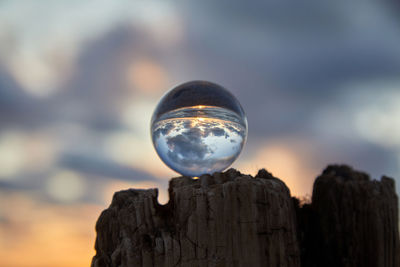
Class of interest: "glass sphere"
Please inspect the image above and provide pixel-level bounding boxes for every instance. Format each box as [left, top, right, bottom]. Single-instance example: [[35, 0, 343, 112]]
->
[[151, 81, 248, 177]]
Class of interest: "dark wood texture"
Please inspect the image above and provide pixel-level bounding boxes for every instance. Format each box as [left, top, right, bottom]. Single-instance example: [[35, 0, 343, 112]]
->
[[92, 165, 399, 267], [296, 165, 400, 267]]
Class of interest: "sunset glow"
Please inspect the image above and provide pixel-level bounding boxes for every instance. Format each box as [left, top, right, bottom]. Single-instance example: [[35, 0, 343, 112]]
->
[[1, 0, 399, 266]]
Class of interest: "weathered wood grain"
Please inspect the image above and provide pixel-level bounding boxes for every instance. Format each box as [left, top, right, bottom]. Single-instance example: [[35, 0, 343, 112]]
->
[[92, 165, 399, 267], [92, 169, 300, 267]]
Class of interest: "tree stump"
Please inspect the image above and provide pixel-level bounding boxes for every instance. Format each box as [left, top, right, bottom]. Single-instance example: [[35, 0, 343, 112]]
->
[[92, 169, 300, 266], [91, 165, 399, 267], [296, 165, 400, 267]]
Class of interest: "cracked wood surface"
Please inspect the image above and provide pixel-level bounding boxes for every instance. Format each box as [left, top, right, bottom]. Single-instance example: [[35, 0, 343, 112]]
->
[[92, 165, 399, 267], [92, 169, 300, 267]]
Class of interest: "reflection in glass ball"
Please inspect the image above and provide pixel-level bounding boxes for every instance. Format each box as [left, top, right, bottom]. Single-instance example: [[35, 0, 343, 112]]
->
[[151, 81, 248, 177]]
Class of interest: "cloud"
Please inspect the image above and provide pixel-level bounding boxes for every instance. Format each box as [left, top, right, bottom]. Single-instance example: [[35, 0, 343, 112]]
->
[[0, 1, 180, 96], [0, 2, 400, 266], [237, 138, 319, 197], [58, 153, 159, 182], [176, 0, 400, 139], [167, 128, 211, 161], [209, 127, 226, 137], [153, 117, 246, 176], [0, 191, 100, 267]]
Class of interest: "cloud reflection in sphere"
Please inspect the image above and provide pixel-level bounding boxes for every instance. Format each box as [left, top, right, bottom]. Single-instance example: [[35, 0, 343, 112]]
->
[[151, 81, 248, 177]]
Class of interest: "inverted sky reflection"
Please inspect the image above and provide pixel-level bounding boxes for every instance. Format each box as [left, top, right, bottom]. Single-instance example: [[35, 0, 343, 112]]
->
[[152, 106, 246, 176]]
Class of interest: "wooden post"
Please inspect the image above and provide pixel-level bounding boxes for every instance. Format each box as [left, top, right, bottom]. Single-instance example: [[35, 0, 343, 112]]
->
[[92, 169, 300, 266], [92, 165, 399, 267], [296, 165, 400, 267]]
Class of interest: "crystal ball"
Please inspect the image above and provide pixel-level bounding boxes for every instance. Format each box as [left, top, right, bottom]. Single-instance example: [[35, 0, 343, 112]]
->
[[151, 81, 248, 177]]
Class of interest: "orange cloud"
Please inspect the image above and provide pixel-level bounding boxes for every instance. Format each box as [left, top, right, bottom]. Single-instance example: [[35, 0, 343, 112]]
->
[[237, 138, 318, 197], [0, 192, 102, 267], [127, 59, 168, 95]]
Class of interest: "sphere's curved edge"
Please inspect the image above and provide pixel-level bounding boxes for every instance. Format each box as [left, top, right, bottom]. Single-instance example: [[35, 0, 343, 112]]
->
[[150, 80, 248, 177], [151, 80, 247, 123]]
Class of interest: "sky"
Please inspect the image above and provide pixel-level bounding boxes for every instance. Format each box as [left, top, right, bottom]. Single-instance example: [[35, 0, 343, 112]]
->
[[1, 0, 400, 266]]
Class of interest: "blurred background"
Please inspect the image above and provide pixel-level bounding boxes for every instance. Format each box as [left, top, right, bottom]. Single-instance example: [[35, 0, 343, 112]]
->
[[1, 0, 400, 266]]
